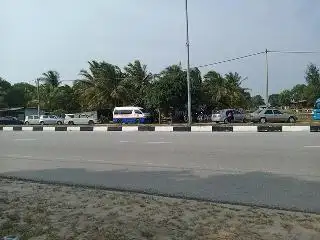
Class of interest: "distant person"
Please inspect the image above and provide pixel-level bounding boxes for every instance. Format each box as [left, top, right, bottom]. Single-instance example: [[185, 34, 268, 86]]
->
[[226, 110, 234, 123]]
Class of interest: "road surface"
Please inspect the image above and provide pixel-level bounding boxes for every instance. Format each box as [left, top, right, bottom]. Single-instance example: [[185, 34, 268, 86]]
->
[[1, 131, 320, 212]]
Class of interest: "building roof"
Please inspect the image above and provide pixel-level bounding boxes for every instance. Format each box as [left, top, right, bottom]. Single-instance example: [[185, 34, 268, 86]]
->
[[0, 107, 24, 112]]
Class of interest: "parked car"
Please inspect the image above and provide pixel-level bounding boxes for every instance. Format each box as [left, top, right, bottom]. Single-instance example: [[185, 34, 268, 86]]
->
[[0, 116, 23, 125], [64, 114, 97, 125], [211, 109, 247, 123], [39, 115, 64, 125], [250, 109, 297, 123], [24, 115, 40, 125]]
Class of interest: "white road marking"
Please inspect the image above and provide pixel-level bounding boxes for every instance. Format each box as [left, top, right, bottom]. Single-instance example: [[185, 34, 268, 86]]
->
[[120, 140, 130, 143], [146, 141, 172, 144], [304, 146, 320, 148], [14, 138, 37, 141]]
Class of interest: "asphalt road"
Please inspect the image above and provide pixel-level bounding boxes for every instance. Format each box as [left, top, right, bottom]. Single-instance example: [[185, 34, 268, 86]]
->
[[1, 131, 320, 212]]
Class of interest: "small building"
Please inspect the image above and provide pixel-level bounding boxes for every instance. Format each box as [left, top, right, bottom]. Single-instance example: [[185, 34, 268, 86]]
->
[[0, 107, 45, 121]]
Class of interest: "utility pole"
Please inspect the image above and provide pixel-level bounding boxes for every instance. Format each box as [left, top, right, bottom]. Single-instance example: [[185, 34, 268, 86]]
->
[[265, 49, 269, 106], [185, 0, 192, 125], [36, 78, 40, 117]]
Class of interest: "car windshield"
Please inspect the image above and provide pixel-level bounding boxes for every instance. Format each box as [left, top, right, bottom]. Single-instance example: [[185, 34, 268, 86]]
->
[[1, 2, 318, 239]]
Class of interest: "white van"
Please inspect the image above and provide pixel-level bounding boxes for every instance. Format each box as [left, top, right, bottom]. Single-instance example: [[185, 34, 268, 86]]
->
[[64, 114, 96, 125], [113, 107, 151, 124]]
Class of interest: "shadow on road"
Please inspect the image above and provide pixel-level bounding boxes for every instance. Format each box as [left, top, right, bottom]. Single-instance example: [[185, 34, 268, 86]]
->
[[2, 168, 320, 213]]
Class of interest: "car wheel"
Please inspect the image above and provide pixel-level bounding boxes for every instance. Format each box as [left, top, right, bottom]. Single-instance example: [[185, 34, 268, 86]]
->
[[57, 121, 62, 125], [215, 121, 220, 124], [25, 121, 29, 125], [260, 118, 266, 124], [288, 117, 296, 123], [88, 120, 94, 125], [224, 118, 230, 124], [40, 121, 44, 125], [68, 121, 74, 125], [242, 118, 247, 123]]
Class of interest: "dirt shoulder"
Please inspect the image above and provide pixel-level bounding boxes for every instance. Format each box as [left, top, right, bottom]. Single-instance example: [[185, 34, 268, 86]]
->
[[1, 179, 320, 240]]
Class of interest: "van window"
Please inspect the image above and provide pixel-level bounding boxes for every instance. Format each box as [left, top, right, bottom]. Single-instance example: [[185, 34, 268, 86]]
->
[[34, 116, 39, 119], [114, 110, 119, 115], [119, 110, 133, 114], [134, 110, 143, 114]]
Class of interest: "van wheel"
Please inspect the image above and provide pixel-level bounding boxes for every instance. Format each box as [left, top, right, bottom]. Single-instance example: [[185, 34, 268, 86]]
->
[[135, 118, 140, 124], [88, 120, 94, 125], [25, 121, 29, 125], [68, 121, 74, 125]]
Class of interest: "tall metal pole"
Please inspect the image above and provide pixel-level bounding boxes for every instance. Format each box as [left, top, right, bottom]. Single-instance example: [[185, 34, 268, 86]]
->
[[265, 49, 269, 105], [36, 78, 40, 117], [185, 0, 192, 125]]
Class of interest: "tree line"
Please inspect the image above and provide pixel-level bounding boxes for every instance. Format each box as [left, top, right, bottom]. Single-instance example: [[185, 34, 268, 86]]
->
[[0, 60, 319, 119], [268, 63, 320, 107]]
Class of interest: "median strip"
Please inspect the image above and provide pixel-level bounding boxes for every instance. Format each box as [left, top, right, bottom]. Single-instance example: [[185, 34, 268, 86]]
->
[[0, 125, 319, 132]]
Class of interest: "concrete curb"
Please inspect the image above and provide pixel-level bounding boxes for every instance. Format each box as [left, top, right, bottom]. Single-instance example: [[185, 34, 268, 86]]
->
[[0, 125, 318, 132]]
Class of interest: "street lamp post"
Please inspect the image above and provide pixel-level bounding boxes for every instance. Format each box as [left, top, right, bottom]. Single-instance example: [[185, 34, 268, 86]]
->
[[185, 0, 192, 125], [265, 49, 269, 105], [36, 78, 40, 117]]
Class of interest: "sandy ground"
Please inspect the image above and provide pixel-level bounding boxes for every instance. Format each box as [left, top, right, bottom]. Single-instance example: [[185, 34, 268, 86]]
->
[[1, 179, 320, 240]]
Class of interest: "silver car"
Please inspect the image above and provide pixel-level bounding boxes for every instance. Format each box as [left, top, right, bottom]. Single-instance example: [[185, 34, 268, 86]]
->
[[211, 109, 247, 123], [39, 115, 64, 125], [250, 109, 297, 123], [64, 114, 97, 125]]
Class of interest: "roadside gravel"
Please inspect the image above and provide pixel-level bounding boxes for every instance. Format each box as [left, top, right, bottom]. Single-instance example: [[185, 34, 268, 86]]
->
[[1, 179, 320, 240]]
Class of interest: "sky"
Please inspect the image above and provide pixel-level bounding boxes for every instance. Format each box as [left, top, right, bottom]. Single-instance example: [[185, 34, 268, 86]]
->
[[1, 0, 319, 97]]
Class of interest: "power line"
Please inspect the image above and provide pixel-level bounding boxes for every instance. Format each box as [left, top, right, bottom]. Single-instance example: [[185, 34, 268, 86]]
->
[[269, 50, 320, 54], [196, 51, 265, 68]]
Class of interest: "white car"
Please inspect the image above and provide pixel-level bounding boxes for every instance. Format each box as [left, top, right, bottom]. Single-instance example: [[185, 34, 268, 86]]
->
[[24, 115, 40, 125], [39, 115, 64, 125], [64, 114, 97, 125]]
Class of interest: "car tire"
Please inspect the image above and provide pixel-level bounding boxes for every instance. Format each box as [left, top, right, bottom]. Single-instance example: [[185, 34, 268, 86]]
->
[[25, 121, 29, 125], [40, 121, 44, 125], [224, 118, 230, 124], [215, 121, 220, 124], [88, 120, 94, 125], [57, 121, 62, 125], [288, 117, 296, 123], [260, 118, 266, 124], [68, 121, 74, 125]]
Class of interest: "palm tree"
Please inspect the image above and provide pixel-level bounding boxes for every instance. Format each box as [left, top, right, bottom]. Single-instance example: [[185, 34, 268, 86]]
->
[[76, 60, 125, 110], [224, 72, 250, 107], [203, 71, 228, 108], [41, 70, 60, 87], [123, 60, 152, 106]]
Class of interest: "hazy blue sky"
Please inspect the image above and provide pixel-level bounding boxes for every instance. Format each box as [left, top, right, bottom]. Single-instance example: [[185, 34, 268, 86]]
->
[[1, 0, 319, 96]]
